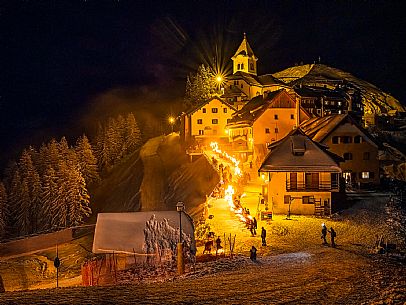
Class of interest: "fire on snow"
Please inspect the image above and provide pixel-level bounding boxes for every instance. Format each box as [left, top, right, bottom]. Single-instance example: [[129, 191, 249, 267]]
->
[[210, 142, 252, 225]]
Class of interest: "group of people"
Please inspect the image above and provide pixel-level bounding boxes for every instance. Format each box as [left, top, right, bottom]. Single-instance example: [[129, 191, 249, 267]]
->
[[321, 223, 337, 248]]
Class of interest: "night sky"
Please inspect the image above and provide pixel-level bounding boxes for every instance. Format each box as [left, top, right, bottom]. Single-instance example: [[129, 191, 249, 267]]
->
[[2, 0, 406, 168]]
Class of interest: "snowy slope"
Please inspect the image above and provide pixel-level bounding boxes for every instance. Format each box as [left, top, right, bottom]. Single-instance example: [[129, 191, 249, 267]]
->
[[272, 64, 405, 114]]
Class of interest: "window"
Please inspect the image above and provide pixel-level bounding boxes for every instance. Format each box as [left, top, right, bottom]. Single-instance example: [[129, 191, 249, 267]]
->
[[241, 63, 244, 69], [361, 172, 370, 179], [305, 173, 319, 189], [343, 152, 353, 160], [197, 119, 203, 124], [332, 136, 339, 144], [363, 152, 370, 160], [290, 173, 297, 190], [274, 114, 279, 120], [237, 64, 241, 70], [291, 114, 294, 119], [265, 128, 270, 134], [223, 108, 227, 113], [331, 173, 338, 187], [212, 119, 218, 124], [212, 108, 218, 113], [199, 130, 204, 135], [250, 63, 254, 70], [302, 196, 314, 204], [354, 135, 362, 143], [202, 108, 206, 113], [275, 128, 279, 134], [338, 101, 342, 106], [341, 136, 352, 144]]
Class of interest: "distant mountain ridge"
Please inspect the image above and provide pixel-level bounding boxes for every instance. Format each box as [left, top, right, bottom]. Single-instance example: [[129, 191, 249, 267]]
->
[[272, 64, 405, 114]]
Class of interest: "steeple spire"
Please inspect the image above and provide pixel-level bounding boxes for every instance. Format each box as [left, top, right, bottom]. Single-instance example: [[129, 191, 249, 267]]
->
[[231, 33, 258, 75]]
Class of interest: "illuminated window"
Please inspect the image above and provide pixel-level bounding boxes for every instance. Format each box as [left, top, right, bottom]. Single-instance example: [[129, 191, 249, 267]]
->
[[302, 196, 314, 204], [212, 119, 218, 124], [197, 119, 202, 124], [332, 136, 339, 144], [199, 130, 204, 135], [274, 114, 278, 120], [338, 101, 342, 106], [291, 114, 294, 119], [363, 152, 370, 160], [223, 108, 227, 113], [361, 172, 370, 179], [265, 128, 270, 134], [343, 152, 353, 160], [202, 108, 206, 113], [212, 108, 218, 113]]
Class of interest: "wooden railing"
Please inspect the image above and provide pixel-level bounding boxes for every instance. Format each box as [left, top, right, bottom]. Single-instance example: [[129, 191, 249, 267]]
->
[[286, 180, 339, 191]]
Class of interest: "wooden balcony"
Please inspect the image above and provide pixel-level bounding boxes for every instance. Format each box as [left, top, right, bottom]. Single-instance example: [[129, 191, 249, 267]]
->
[[286, 180, 339, 192]]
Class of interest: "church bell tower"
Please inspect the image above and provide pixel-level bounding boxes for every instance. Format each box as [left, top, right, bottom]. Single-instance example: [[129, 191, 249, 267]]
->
[[231, 33, 258, 75]]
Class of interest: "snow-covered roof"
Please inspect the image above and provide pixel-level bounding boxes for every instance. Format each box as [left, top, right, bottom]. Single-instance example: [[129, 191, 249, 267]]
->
[[232, 34, 257, 59], [259, 129, 342, 173], [92, 212, 195, 255]]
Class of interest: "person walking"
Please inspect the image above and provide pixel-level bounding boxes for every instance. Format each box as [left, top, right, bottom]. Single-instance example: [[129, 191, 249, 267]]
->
[[250, 245, 257, 261], [261, 227, 267, 246], [329, 227, 336, 248], [253, 217, 257, 230], [321, 223, 328, 245]]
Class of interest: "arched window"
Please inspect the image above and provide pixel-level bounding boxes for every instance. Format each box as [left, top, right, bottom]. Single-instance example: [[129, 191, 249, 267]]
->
[[241, 63, 244, 69]]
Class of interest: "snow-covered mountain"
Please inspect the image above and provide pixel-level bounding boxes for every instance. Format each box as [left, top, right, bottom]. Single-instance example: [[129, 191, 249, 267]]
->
[[272, 64, 405, 114]]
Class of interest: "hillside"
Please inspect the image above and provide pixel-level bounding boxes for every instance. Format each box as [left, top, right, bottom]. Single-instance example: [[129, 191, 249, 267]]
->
[[272, 64, 405, 114], [90, 133, 218, 219]]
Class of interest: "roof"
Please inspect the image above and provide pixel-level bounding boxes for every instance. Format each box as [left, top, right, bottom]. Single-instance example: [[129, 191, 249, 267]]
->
[[229, 71, 286, 87], [295, 85, 347, 100], [299, 114, 379, 147], [232, 33, 256, 59], [227, 89, 292, 126], [259, 129, 342, 173], [186, 96, 237, 115], [93, 212, 195, 254]]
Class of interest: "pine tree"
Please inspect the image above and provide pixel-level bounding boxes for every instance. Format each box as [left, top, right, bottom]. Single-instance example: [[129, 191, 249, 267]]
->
[[7, 169, 22, 236], [0, 182, 8, 239], [40, 166, 58, 231], [75, 134, 100, 185], [125, 113, 142, 153], [18, 149, 42, 233], [184, 64, 217, 109], [67, 166, 91, 226], [95, 123, 110, 171], [15, 179, 31, 236]]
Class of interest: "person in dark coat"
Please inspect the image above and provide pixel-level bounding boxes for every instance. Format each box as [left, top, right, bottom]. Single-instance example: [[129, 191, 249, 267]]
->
[[321, 223, 328, 245], [250, 245, 257, 261], [253, 217, 257, 230], [329, 227, 336, 248], [261, 227, 267, 246]]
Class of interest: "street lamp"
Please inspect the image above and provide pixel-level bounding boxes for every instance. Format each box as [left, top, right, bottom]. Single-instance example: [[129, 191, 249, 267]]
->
[[176, 201, 185, 275], [169, 117, 175, 133]]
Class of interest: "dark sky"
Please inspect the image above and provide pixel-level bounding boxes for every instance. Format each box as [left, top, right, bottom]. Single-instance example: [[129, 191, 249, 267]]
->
[[1, 0, 406, 166]]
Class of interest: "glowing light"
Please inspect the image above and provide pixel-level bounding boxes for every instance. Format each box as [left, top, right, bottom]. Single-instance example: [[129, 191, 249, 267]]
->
[[169, 117, 175, 124], [216, 75, 223, 83]]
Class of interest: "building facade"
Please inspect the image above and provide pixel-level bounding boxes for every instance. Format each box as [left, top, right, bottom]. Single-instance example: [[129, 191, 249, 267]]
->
[[182, 97, 237, 145], [300, 114, 380, 187], [259, 129, 344, 216]]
